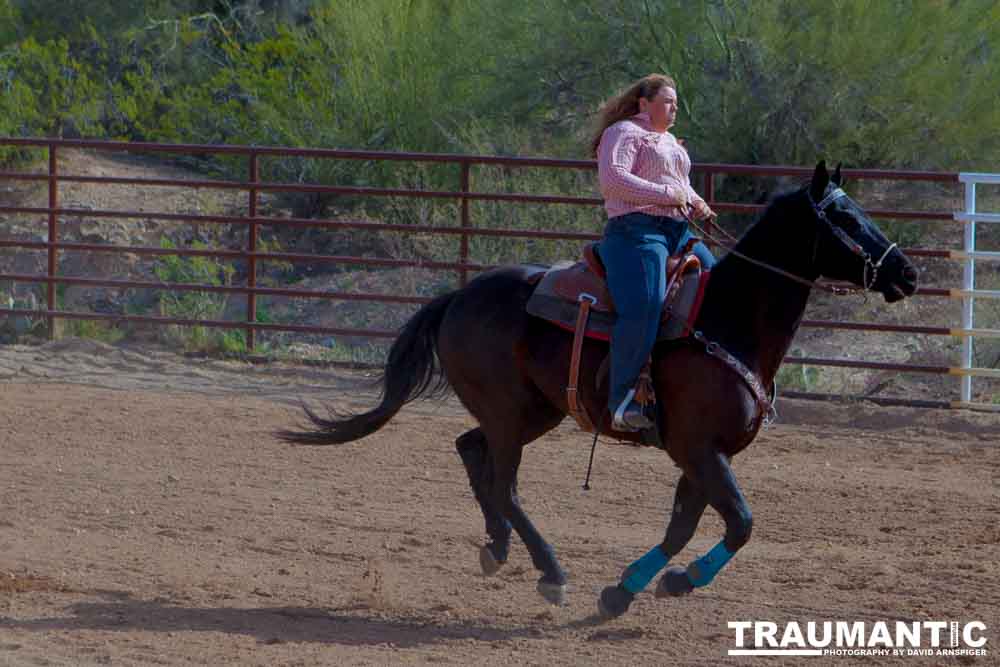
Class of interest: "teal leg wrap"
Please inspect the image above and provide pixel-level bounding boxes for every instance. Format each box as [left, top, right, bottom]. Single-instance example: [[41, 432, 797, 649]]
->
[[687, 540, 734, 587], [621, 545, 669, 593]]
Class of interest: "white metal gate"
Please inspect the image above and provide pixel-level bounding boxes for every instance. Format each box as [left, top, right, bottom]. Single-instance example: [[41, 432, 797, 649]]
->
[[955, 173, 1000, 405]]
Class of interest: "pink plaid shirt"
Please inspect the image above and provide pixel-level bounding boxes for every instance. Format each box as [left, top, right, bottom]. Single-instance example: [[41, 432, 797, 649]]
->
[[597, 112, 704, 219]]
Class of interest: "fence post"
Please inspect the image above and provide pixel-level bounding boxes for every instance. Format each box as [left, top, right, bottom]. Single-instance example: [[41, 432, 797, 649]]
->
[[459, 161, 471, 287], [47, 143, 58, 339], [960, 178, 976, 403], [702, 169, 716, 238], [247, 150, 259, 352]]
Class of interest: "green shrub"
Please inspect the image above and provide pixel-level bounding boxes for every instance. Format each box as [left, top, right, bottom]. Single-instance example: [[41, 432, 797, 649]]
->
[[64, 318, 126, 344], [0, 36, 102, 137], [775, 356, 821, 392], [153, 237, 239, 352]]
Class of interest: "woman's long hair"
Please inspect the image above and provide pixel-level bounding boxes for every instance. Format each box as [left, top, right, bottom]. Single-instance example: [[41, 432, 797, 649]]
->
[[589, 74, 676, 157]]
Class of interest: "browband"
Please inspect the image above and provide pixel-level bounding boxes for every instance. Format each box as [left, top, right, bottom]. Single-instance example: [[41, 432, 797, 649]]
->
[[814, 187, 847, 211]]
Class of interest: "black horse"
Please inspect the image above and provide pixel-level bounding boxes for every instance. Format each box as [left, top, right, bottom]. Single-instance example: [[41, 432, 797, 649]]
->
[[281, 162, 918, 619]]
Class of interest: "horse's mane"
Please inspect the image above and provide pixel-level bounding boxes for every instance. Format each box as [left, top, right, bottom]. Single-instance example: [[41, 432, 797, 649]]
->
[[708, 186, 805, 275]]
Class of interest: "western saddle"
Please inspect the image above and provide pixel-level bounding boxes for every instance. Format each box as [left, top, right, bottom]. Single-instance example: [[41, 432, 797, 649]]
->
[[525, 240, 708, 433]]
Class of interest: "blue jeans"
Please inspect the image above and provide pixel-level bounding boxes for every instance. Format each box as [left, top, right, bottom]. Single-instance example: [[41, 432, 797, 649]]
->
[[599, 213, 715, 413]]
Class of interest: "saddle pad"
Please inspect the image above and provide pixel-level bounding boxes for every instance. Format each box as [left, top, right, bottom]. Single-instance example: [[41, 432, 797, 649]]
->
[[526, 268, 710, 342]]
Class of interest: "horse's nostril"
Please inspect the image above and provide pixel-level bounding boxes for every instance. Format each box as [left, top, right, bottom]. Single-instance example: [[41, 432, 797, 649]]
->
[[902, 265, 918, 284]]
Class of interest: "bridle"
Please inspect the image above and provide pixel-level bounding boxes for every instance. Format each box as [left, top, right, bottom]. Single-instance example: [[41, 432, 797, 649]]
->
[[808, 187, 898, 292], [687, 186, 899, 296]]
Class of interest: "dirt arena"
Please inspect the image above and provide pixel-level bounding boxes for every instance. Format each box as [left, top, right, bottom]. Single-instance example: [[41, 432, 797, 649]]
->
[[0, 340, 997, 666]]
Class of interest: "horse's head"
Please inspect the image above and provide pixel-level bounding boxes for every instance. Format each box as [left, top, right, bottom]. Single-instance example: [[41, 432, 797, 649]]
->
[[806, 161, 918, 302]]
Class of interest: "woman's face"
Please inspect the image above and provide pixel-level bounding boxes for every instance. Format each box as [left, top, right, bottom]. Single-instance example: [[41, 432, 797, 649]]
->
[[639, 86, 678, 131]]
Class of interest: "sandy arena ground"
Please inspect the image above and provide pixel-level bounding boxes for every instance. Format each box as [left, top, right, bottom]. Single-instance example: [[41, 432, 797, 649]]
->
[[0, 340, 997, 666]]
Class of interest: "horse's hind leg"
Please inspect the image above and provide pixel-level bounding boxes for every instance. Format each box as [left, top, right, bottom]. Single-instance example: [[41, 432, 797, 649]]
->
[[655, 448, 752, 597], [598, 474, 708, 619], [456, 427, 512, 575], [484, 437, 569, 605]]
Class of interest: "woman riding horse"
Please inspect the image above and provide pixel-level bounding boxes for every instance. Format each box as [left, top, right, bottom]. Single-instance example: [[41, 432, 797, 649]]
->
[[282, 155, 918, 619], [593, 74, 716, 431]]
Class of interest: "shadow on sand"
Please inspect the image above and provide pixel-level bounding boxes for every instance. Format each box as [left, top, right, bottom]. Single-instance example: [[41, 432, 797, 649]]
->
[[0, 590, 613, 647]]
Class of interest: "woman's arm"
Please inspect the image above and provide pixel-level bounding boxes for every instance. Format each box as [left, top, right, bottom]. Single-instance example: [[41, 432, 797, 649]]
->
[[680, 153, 714, 219]]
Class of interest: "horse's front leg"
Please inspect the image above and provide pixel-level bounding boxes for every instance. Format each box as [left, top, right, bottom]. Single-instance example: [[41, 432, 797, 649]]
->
[[598, 474, 708, 619], [656, 448, 752, 597]]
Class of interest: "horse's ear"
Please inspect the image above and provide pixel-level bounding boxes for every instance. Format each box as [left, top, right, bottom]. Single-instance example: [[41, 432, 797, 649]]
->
[[810, 160, 829, 201], [832, 162, 843, 186]]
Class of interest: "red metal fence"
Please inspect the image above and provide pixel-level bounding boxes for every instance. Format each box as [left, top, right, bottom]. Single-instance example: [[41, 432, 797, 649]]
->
[[0, 137, 992, 410]]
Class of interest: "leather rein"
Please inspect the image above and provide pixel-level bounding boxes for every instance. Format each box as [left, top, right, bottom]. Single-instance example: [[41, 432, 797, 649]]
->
[[687, 188, 898, 296]]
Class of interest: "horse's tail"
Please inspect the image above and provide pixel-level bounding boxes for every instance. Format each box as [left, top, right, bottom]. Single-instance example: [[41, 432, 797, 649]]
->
[[278, 291, 456, 445]]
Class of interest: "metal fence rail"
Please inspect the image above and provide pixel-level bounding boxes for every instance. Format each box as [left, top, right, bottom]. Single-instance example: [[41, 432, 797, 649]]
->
[[0, 137, 997, 410]]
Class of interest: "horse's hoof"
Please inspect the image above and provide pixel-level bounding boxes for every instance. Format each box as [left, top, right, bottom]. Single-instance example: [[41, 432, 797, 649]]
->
[[536, 580, 567, 606], [597, 584, 634, 620], [479, 544, 505, 576], [655, 565, 694, 597]]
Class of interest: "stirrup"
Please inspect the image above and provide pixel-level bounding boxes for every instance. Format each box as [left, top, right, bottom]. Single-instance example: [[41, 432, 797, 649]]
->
[[612, 389, 653, 431]]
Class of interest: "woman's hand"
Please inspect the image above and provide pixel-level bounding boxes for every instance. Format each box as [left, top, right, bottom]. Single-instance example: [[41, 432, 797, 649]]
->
[[666, 183, 690, 210], [690, 199, 717, 221]]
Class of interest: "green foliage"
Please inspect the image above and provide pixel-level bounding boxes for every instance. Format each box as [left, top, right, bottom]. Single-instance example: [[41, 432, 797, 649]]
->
[[463, 0, 1000, 170], [0, 36, 102, 138], [762, 0, 1000, 169], [152, 237, 240, 352], [64, 318, 127, 344], [776, 360, 821, 393], [218, 328, 247, 355], [4, 0, 998, 172], [0, 0, 18, 47], [17, 1, 150, 44]]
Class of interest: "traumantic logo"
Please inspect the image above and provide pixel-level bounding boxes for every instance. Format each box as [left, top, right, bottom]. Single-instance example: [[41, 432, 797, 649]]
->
[[728, 621, 989, 657]]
